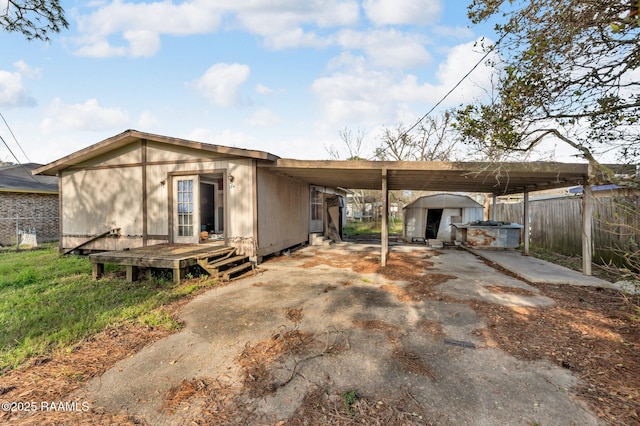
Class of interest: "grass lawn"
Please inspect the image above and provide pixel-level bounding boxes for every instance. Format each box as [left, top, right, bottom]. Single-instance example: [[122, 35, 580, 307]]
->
[[344, 218, 403, 236], [0, 244, 217, 372]]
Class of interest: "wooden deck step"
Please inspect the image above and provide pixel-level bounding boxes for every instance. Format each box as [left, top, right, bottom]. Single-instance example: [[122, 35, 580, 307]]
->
[[197, 250, 253, 281], [221, 261, 254, 281], [206, 255, 248, 272]]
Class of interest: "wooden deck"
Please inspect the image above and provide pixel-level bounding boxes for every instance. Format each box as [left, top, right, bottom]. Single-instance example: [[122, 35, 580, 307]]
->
[[89, 243, 245, 283]]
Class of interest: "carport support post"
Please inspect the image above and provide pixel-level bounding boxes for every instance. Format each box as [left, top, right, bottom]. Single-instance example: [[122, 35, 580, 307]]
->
[[523, 191, 530, 255], [582, 183, 593, 276], [381, 169, 388, 267], [491, 195, 497, 221]]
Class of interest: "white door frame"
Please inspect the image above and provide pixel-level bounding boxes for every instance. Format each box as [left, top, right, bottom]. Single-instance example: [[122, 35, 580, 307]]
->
[[172, 175, 200, 244]]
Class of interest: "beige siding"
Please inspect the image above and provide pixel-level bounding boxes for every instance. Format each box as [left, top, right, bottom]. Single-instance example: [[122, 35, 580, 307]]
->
[[256, 168, 309, 256], [62, 167, 144, 237], [75, 142, 141, 168], [144, 158, 255, 246], [147, 141, 213, 162]]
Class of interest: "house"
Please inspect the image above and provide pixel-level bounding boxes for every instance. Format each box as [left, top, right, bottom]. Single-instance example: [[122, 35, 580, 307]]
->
[[33, 130, 344, 259], [403, 194, 484, 242], [0, 163, 59, 246]]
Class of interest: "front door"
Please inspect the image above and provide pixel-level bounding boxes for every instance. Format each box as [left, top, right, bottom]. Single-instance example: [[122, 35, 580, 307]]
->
[[173, 175, 200, 244]]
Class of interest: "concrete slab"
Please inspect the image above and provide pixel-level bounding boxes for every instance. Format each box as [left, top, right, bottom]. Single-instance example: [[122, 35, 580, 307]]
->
[[467, 248, 615, 288], [71, 244, 600, 425]]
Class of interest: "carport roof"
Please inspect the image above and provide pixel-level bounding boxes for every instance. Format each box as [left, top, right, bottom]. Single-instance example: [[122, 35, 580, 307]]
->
[[262, 159, 591, 195]]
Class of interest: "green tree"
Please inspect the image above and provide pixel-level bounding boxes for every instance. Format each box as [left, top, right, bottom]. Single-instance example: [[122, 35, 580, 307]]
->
[[1, 0, 68, 41], [456, 0, 640, 176]]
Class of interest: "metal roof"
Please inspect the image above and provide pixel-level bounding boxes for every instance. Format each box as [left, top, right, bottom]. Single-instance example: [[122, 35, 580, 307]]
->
[[0, 163, 58, 193], [404, 194, 484, 209]]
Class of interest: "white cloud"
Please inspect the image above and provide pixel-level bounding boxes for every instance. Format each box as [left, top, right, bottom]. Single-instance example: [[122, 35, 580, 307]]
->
[[229, 0, 359, 49], [72, 1, 363, 56], [311, 40, 497, 130], [256, 84, 275, 95], [194, 63, 250, 107], [363, 0, 443, 26], [74, 1, 223, 57], [246, 109, 280, 126], [13, 60, 42, 79], [124, 30, 162, 58], [337, 29, 431, 68], [40, 98, 129, 133], [0, 70, 36, 108], [429, 39, 497, 104], [137, 111, 159, 129]]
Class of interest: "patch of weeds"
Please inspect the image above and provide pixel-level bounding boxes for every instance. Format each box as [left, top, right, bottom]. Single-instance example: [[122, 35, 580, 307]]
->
[[343, 390, 358, 416]]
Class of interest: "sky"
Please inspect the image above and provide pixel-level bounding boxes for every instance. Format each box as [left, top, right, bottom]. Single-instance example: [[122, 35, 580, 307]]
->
[[0, 0, 582, 165]]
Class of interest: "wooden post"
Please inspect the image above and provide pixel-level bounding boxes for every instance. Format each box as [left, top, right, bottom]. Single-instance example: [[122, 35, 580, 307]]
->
[[491, 195, 497, 221], [173, 267, 183, 284], [523, 191, 530, 255], [92, 262, 104, 280], [582, 183, 593, 276], [126, 265, 139, 282], [381, 169, 388, 267]]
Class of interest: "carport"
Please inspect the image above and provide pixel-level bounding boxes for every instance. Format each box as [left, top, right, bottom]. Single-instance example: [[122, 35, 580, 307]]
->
[[262, 160, 600, 274]]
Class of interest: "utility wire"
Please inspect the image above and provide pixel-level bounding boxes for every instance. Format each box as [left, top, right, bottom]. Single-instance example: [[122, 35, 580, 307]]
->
[[0, 112, 31, 162], [0, 113, 39, 182], [0, 134, 22, 165], [399, 30, 511, 140]]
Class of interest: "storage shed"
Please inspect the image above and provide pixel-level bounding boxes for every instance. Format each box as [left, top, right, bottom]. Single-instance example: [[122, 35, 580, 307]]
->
[[403, 194, 484, 242]]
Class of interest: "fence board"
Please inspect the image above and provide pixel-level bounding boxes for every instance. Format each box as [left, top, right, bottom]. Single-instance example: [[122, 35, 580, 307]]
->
[[492, 193, 640, 267]]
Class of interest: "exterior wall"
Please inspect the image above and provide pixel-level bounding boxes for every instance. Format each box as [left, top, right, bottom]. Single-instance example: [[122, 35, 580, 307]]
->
[[0, 192, 59, 246], [403, 208, 425, 241], [256, 168, 310, 257], [61, 166, 144, 251], [59, 139, 257, 254]]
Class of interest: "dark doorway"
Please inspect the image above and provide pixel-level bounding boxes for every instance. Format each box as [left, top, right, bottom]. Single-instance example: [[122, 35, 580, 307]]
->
[[200, 182, 215, 232], [425, 209, 443, 239]]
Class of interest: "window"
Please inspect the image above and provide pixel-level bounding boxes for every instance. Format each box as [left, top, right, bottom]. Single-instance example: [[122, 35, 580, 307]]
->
[[177, 179, 194, 237]]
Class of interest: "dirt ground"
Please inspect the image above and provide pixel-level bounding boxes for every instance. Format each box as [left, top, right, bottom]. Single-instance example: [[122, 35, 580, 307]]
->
[[1, 243, 638, 425]]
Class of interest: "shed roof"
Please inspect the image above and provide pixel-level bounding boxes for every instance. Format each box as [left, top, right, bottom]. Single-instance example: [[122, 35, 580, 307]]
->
[[0, 163, 58, 193], [33, 129, 281, 176], [404, 194, 483, 209]]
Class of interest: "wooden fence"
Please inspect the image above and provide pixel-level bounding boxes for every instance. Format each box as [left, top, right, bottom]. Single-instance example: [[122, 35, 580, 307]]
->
[[492, 192, 640, 266]]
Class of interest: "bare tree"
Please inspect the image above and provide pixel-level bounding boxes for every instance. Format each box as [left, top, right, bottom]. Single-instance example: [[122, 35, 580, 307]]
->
[[325, 127, 366, 160], [374, 111, 458, 161]]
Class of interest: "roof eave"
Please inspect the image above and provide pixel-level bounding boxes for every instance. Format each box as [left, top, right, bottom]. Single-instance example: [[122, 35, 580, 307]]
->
[[33, 129, 280, 176]]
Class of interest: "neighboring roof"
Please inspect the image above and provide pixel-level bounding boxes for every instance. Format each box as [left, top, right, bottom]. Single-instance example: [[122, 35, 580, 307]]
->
[[0, 163, 58, 193], [404, 194, 483, 209], [262, 159, 594, 195], [33, 129, 281, 176]]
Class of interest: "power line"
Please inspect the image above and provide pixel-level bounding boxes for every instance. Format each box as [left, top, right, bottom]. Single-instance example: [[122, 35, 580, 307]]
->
[[400, 31, 510, 140], [0, 112, 40, 182], [0, 112, 31, 162]]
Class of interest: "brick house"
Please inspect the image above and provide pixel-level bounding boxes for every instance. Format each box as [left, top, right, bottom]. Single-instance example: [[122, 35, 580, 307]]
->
[[0, 163, 59, 246]]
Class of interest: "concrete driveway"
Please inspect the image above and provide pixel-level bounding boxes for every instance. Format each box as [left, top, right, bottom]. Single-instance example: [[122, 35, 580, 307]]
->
[[73, 243, 600, 425]]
